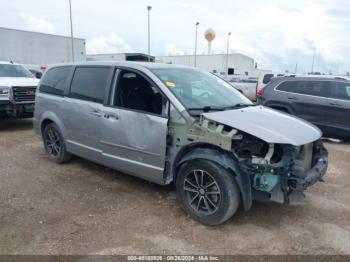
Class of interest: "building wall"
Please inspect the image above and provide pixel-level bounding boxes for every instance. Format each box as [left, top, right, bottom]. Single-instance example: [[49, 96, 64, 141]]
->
[[157, 54, 258, 77], [86, 53, 126, 61], [0, 27, 86, 65]]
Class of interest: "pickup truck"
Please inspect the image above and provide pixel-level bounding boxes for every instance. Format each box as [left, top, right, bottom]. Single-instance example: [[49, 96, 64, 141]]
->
[[0, 61, 39, 119]]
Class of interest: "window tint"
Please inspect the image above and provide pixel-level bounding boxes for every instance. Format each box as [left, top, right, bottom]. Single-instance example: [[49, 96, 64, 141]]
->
[[300, 81, 330, 97], [263, 74, 274, 84], [332, 82, 350, 100], [277, 80, 331, 98], [39, 66, 70, 96], [276, 81, 297, 92], [114, 70, 164, 115], [69, 67, 110, 103]]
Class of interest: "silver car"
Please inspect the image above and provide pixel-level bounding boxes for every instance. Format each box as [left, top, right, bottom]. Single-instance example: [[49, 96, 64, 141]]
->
[[34, 62, 328, 225]]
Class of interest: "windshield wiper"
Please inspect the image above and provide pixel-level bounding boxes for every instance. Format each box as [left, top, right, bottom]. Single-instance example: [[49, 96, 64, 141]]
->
[[188, 103, 253, 113], [187, 106, 226, 112], [222, 103, 254, 110]]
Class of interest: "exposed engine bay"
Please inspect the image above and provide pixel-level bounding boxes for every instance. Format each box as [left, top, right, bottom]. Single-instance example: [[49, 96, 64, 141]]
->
[[233, 132, 328, 204], [179, 115, 328, 205]]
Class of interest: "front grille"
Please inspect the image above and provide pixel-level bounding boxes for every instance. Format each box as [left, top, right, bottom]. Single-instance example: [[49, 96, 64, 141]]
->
[[11, 86, 37, 102]]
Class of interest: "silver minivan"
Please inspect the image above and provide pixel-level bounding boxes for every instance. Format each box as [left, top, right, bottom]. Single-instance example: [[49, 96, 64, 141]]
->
[[34, 62, 328, 225]]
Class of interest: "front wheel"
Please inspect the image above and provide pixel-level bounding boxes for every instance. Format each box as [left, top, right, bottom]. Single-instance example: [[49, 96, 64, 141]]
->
[[43, 123, 72, 164], [176, 159, 241, 225]]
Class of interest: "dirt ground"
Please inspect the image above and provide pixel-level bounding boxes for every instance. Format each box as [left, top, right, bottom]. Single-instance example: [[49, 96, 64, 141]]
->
[[0, 119, 350, 255]]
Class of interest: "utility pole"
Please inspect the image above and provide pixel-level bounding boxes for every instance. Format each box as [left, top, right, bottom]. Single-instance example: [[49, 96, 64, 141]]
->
[[69, 0, 75, 62], [311, 47, 316, 74], [194, 22, 199, 67], [226, 32, 231, 78], [147, 6, 152, 62], [294, 63, 298, 74]]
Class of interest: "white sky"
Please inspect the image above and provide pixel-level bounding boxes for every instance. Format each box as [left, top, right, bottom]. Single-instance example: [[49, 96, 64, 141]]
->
[[2, 0, 350, 74]]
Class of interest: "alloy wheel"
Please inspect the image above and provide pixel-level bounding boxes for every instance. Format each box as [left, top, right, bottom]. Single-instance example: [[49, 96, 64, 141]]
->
[[44, 128, 61, 157], [183, 169, 221, 215]]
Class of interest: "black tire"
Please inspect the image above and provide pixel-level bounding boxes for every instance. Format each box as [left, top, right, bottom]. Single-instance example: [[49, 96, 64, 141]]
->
[[176, 159, 240, 225], [43, 123, 72, 164]]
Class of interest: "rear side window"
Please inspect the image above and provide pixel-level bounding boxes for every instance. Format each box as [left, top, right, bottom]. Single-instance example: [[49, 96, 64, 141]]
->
[[263, 74, 274, 84], [276, 81, 297, 92], [332, 82, 350, 101], [276, 80, 331, 98], [69, 67, 110, 103], [39, 66, 70, 96]]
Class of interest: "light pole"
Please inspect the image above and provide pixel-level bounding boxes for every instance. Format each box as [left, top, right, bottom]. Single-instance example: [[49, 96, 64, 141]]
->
[[147, 6, 152, 62], [311, 47, 316, 73], [194, 22, 199, 67], [226, 32, 231, 78], [69, 0, 74, 62]]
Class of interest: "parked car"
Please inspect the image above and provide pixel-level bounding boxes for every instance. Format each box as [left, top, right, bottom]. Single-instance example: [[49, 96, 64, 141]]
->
[[257, 72, 284, 91], [258, 76, 350, 141], [0, 61, 39, 119], [229, 77, 259, 101], [34, 62, 328, 225]]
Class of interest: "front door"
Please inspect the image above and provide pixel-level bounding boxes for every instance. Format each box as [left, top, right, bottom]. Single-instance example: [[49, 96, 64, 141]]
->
[[100, 69, 168, 184]]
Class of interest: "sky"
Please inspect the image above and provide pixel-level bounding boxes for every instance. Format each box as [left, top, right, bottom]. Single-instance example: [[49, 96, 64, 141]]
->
[[1, 0, 350, 74]]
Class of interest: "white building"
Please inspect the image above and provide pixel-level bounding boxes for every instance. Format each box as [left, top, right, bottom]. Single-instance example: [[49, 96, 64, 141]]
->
[[87, 53, 155, 62], [0, 27, 86, 66], [157, 53, 262, 77]]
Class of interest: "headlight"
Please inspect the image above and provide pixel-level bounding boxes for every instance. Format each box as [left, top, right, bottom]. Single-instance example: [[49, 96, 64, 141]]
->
[[0, 86, 9, 95]]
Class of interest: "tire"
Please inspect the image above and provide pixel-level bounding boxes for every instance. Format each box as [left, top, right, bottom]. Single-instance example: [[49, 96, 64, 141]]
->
[[176, 159, 241, 225], [43, 123, 72, 164]]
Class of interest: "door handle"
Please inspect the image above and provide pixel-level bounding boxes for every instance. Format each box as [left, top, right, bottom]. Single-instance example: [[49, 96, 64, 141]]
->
[[103, 113, 119, 120], [287, 96, 298, 100], [90, 110, 102, 117], [329, 102, 341, 106]]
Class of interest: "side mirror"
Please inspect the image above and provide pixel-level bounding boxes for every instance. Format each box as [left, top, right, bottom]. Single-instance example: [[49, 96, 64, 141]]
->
[[35, 72, 42, 79]]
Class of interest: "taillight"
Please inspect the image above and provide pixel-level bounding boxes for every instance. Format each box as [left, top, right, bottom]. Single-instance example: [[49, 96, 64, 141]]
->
[[257, 89, 264, 96]]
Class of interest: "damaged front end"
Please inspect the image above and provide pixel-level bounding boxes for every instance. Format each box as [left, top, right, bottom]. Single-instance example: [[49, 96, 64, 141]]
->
[[232, 134, 328, 204]]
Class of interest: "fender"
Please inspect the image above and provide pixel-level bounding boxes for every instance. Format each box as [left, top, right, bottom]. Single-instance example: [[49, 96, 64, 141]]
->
[[177, 148, 252, 211], [37, 111, 67, 139]]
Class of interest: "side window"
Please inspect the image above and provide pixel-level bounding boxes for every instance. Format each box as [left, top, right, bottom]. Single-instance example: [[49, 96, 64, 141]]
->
[[39, 66, 70, 96], [114, 70, 164, 115], [263, 74, 274, 84], [301, 81, 330, 97], [332, 82, 350, 100], [276, 81, 298, 92], [69, 67, 110, 103]]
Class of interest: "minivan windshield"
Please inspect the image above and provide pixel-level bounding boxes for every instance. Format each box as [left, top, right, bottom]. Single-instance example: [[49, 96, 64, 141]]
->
[[0, 64, 34, 78], [151, 68, 252, 110]]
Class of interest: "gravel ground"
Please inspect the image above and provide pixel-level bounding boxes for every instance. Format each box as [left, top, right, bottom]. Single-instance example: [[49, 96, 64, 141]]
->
[[1, 119, 350, 255]]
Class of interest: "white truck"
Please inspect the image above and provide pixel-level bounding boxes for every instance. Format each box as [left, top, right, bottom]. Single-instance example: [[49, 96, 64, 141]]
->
[[0, 61, 39, 119]]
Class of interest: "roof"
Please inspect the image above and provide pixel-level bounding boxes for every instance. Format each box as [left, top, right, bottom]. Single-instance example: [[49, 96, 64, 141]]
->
[[274, 75, 350, 82], [0, 26, 85, 41], [0, 61, 19, 65], [49, 61, 197, 70]]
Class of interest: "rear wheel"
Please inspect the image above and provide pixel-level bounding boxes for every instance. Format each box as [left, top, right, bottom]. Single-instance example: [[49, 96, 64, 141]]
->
[[43, 123, 72, 163], [176, 159, 240, 225]]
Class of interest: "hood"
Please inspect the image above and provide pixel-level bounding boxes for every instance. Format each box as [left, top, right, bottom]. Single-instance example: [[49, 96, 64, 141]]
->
[[0, 77, 39, 87], [202, 106, 321, 146]]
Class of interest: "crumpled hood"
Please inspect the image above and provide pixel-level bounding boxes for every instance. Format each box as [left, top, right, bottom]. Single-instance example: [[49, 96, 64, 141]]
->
[[202, 106, 322, 146], [0, 77, 39, 87]]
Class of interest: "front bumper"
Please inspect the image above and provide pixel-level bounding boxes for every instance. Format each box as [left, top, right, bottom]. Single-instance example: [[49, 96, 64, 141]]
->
[[252, 140, 329, 205], [291, 140, 328, 190], [301, 141, 328, 188]]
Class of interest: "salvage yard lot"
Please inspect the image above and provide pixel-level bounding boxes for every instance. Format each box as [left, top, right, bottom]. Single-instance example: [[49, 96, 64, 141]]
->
[[1, 119, 350, 255]]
